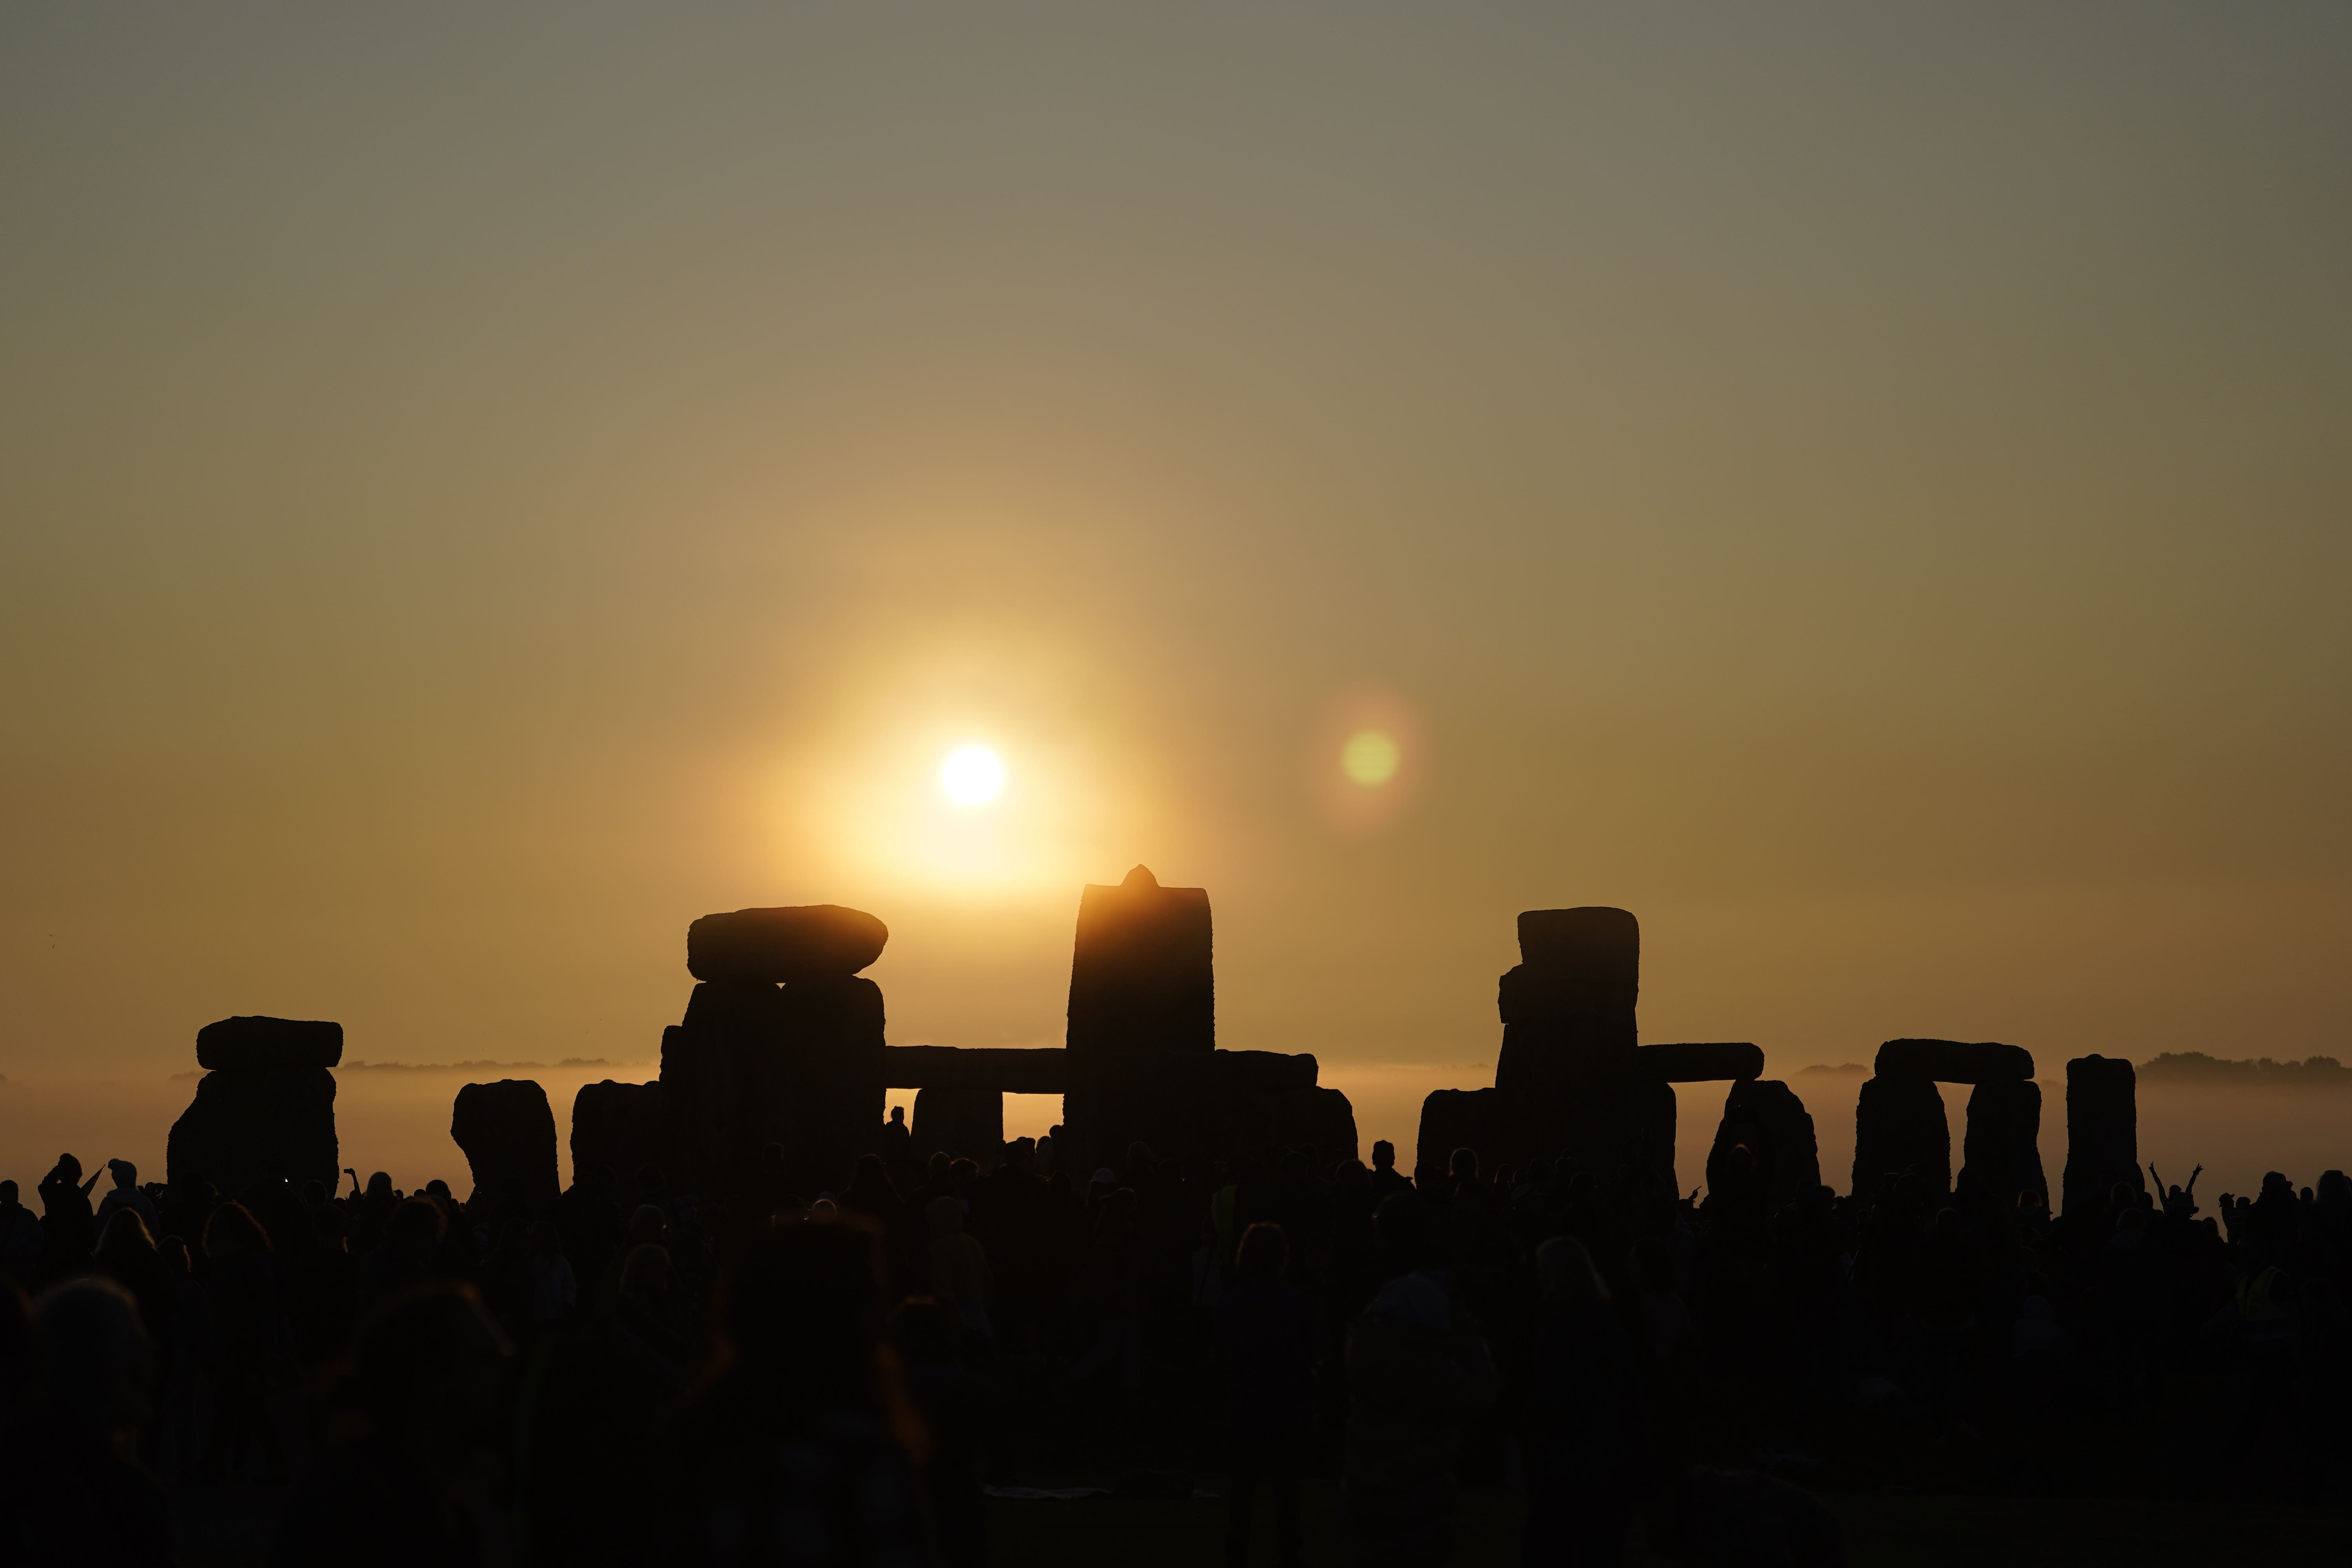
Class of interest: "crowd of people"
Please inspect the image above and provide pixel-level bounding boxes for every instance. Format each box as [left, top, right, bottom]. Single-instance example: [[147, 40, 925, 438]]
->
[[2, 1112, 2348, 1566]]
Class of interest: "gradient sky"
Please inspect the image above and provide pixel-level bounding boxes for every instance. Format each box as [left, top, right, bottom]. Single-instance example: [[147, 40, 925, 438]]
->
[[5, 5, 2348, 1096]]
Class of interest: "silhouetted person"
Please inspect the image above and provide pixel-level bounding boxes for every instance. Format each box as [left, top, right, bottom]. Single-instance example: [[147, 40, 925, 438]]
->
[[1521, 1236, 1640, 1567], [274, 1283, 515, 1567], [1369, 1141, 1412, 1201], [92, 1210, 174, 1357], [358, 1197, 445, 1319], [525, 1218, 576, 1329], [892, 1297, 984, 1568], [197, 1200, 289, 1483], [37, 1155, 102, 1283], [1218, 1221, 1316, 1568], [663, 1225, 926, 1566], [0, 1276, 172, 1567], [94, 1161, 159, 1243], [1344, 1270, 1496, 1568], [925, 1195, 992, 1342], [881, 1106, 914, 1171], [0, 1181, 41, 1287], [612, 1243, 691, 1392]]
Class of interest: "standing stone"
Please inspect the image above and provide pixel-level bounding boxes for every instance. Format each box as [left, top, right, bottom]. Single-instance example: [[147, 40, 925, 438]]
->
[[167, 1063, 339, 1193], [657, 1021, 735, 1198], [1066, 865, 1213, 1057], [1709, 1080, 1821, 1208], [1415, 1087, 1501, 1183], [1960, 1078, 2046, 1207], [1851, 1074, 1949, 1200], [1063, 1050, 1321, 1175], [452, 1080, 559, 1215], [571, 1080, 663, 1204], [912, 1087, 1004, 1164], [777, 975, 887, 1186], [686, 905, 888, 983], [1274, 1085, 1361, 1167], [2063, 1055, 2142, 1215], [1494, 907, 1640, 1096]]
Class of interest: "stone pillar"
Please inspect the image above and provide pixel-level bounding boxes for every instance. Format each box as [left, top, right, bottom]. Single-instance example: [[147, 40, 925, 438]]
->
[[1274, 1085, 1360, 1167], [1709, 1079, 1822, 1208], [2063, 1054, 2142, 1215], [1494, 907, 1639, 1098], [659, 904, 891, 1197], [912, 1087, 1004, 1164], [1066, 864, 1214, 1058], [166, 1016, 341, 1193], [778, 976, 887, 1185], [570, 1079, 663, 1206], [1851, 1074, 1949, 1200], [452, 1079, 559, 1215], [1415, 1087, 1501, 1183], [1959, 1079, 2046, 1208]]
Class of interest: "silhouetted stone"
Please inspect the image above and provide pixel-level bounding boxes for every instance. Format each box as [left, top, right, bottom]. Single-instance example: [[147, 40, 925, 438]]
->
[[884, 1045, 1069, 1093], [686, 904, 888, 983], [1415, 1087, 1501, 1181], [1495, 907, 1639, 1096], [1960, 1078, 2046, 1207], [452, 1079, 559, 1214], [1066, 865, 1213, 1057], [912, 1087, 1004, 1163], [1062, 1049, 1330, 1173], [657, 1021, 733, 1196], [658, 973, 887, 1195], [1874, 1038, 2034, 1083], [167, 1065, 338, 1191], [1514, 907, 1641, 984], [2063, 1054, 2142, 1214], [1275, 1084, 1360, 1165], [775, 976, 888, 1183], [1851, 1074, 1948, 1198], [194, 1016, 343, 1071], [1708, 1080, 1821, 1208], [1641, 1042, 1764, 1082], [570, 1079, 662, 1202]]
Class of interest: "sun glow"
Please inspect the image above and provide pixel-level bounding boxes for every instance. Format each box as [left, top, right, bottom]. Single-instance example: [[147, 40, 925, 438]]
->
[[940, 746, 1005, 806]]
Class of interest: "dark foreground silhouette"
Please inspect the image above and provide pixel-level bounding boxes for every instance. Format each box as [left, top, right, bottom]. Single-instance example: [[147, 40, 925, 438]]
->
[[4, 1129, 2349, 1568]]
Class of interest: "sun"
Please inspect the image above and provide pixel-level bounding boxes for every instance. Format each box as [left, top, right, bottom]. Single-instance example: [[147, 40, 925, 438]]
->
[[940, 745, 1005, 806], [1341, 729, 1399, 787]]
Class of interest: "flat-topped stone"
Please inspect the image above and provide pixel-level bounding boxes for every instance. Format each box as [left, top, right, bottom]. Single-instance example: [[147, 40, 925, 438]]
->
[[196, 1016, 343, 1071], [1067, 864, 1214, 1056], [686, 905, 887, 983], [1515, 907, 1639, 985], [1874, 1038, 2034, 1083]]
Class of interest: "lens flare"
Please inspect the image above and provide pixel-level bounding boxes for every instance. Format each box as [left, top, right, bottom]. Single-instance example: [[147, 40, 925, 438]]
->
[[1341, 730, 1400, 787], [940, 745, 1005, 806]]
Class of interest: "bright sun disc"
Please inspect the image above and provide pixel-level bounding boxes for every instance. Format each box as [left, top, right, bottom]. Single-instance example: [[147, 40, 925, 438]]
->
[[940, 745, 1005, 806], [1341, 729, 1399, 787]]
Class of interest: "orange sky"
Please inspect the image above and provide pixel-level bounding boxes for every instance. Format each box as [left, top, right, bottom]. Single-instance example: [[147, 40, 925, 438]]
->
[[3, 8, 2348, 1131]]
